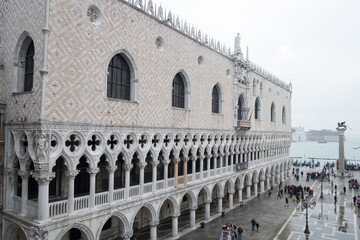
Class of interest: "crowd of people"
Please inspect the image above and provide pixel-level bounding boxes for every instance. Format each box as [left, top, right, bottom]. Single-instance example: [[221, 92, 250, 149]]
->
[[217, 163, 360, 239], [219, 223, 243, 240]]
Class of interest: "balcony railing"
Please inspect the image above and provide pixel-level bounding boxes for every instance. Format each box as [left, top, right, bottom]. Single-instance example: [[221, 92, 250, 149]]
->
[[13, 154, 289, 219]]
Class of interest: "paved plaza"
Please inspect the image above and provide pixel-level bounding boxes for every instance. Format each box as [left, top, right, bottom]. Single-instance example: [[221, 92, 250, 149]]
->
[[177, 168, 360, 240]]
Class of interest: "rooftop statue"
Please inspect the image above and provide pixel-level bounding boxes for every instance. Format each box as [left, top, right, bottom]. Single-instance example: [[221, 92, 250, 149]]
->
[[337, 121, 347, 129]]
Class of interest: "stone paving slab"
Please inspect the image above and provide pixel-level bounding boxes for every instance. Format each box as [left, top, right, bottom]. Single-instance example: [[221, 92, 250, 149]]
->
[[177, 169, 360, 240]]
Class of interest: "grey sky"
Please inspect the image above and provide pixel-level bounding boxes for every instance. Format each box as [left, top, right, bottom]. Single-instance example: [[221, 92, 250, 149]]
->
[[160, 0, 360, 140]]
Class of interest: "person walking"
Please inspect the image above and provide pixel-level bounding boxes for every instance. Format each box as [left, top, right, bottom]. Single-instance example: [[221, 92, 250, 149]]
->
[[255, 222, 260, 231], [353, 196, 357, 205], [268, 189, 272, 199], [277, 191, 281, 199], [334, 195, 337, 205], [344, 186, 346, 194], [251, 219, 256, 231], [284, 197, 289, 207], [237, 226, 243, 240]]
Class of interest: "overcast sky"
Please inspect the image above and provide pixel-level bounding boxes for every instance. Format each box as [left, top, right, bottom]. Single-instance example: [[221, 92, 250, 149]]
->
[[159, 0, 360, 140]]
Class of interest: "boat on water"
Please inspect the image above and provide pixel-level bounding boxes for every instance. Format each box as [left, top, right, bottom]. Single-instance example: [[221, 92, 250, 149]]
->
[[318, 140, 328, 144]]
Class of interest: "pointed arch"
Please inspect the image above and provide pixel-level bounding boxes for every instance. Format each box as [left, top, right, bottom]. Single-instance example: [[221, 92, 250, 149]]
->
[[282, 106, 286, 124], [172, 70, 191, 109], [106, 49, 139, 102], [238, 94, 247, 120], [271, 102, 276, 122], [255, 97, 261, 120]]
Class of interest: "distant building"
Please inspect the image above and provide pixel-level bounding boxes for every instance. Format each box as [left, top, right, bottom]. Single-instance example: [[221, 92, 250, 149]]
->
[[306, 129, 339, 142], [292, 127, 307, 142]]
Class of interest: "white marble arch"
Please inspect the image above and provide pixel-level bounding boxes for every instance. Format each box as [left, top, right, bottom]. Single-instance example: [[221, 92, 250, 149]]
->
[[56, 223, 94, 240], [179, 190, 197, 208], [3, 222, 28, 240], [158, 194, 180, 217], [95, 211, 131, 240], [130, 202, 158, 228]]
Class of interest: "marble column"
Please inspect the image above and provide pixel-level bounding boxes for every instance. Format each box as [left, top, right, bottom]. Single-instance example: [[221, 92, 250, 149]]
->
[[266, 175, 270, 189], [228, 191, 234, 209], [33, 171, 55, 221], [205, 200, 211, 220], [276, 172, 280, 184], [106, 166, 117, 204], [191, 156, 196, 178], [337, 126, 347, 173], [151, 160, 159, 193], [172, 214, 179, 238], [162, 158, 170, 189], [238, 188, 243, 203], [199, 156, 204, 179], [150, 221, 158, 240], [88, 167, 99, 209], [235, 153, 239, 164], [4, 169, 16, 211], [207, 156, 211, 177], [124, 163, 133, 199], [174, 158, 180, 187], [138, 162, 147, 195], [218, 195, 223, 214], [246, 184, 251, 199], [18, 170, 30, 216], [189, 206, 197, 229], [183, 157, 189, 185], [260, 179, 265, 193], [66, 170, 78, 215], [254, 181, 258, 196], [271, 174, 275, 187]]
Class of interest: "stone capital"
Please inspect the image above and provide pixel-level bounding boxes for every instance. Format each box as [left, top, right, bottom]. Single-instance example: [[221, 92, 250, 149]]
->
[[124, 163, 133, 171], [106, 165, 117, 173], [87, 167, 100, 175], [18, 170, 31, 179], [204, 199, 212, 204], [137, 162, 147, 169], [32, 171, 55, 183], [182, 157, 190, 162], [151, 160, 159, 167], [161, 158, 170, 165], [228, 190, 235, 194], [189, 205, 198, 211], [30, 226, 48, 240], [66, 170, 79, 178], [149, 221, 159, 227], [120, 231, 133, 239], [173, 158, 181, 164]]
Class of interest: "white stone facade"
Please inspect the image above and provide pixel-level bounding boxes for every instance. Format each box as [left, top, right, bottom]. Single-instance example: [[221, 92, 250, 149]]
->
[[0, 0, 292, 239]]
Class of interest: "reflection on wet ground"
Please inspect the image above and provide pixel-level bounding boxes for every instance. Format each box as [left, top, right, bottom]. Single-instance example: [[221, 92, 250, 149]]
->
[[178, 169, 359, 240]]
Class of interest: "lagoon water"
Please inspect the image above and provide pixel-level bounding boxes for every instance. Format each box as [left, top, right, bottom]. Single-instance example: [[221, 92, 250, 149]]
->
[[290, 141, 360, 162]]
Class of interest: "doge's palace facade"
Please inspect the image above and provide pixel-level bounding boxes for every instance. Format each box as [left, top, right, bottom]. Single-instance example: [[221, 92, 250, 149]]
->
[[0, 0, 292, 239]]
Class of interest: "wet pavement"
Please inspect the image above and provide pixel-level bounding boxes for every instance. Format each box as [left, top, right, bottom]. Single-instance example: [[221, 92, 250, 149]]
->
[[177, 169, 360, 240]]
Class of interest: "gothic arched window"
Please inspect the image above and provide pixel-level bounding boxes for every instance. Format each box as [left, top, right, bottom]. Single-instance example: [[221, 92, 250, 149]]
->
[[24, 41, 34, 92], [255, 97, 261, 120], [282, 106, 286, 124], [15, 34, 35, 93], [172, 73, 185, 108], [271, 102, 276, 122], [238, 94, 246, 120], [212, 86, 219, 113], [107, 54, 131, 100]]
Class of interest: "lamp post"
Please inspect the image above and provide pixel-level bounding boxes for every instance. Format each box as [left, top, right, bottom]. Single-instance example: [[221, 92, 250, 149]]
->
[[303, 196, 316, 235], [320, 175, 324, 199]]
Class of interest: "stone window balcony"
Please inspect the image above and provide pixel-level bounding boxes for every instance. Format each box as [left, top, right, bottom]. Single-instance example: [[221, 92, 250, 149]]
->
[[236, 120, 251, 131]]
